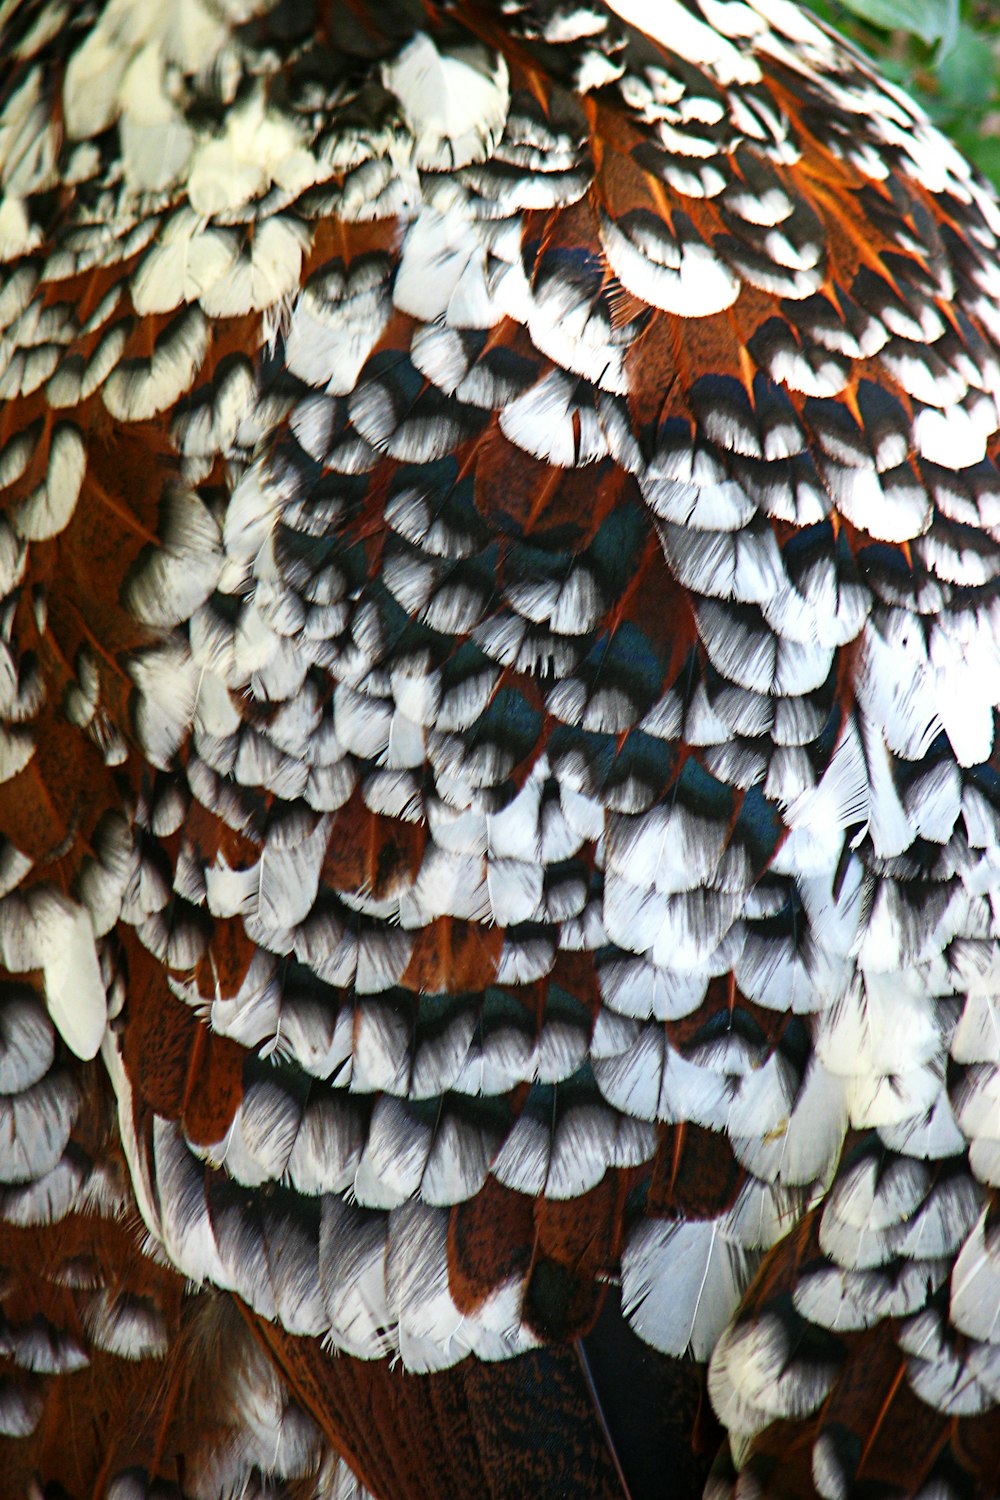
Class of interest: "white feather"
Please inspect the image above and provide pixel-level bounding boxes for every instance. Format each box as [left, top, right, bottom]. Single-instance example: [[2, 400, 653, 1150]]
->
[[709, 1313, 836, 1436], [600, 212, 739, 316], [420, 1110, 495, 1205], [103, 307, 208, 423], [382, 35, 509, 172], [491, 1114, 551, 1195], [0, 993, 53, 1094], [354, 1097, 432, 1210], [287, 1095, 364, 1196], [622, 1218, 751, 1359], [386, 1201, 471, 1371], [12, 423, 85, 542], [150, 1117, 226, 1287], [83, 1289, 168, 1361], [900, 1308, 997, 1415], [37, 898, 107, 1061]]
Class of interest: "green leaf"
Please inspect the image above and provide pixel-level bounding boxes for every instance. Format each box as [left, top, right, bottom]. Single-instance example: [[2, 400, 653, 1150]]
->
[[935, 23, 995, 110], [834, 0, 958, 46], [964, 133, 1000, 190]]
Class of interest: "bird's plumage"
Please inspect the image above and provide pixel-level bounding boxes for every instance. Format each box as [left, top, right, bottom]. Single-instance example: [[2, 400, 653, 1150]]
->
[[0, 0, 999, 1494]]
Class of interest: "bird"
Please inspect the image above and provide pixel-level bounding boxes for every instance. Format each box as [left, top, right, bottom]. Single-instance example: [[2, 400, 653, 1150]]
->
[[0, 0, 999, 1494]]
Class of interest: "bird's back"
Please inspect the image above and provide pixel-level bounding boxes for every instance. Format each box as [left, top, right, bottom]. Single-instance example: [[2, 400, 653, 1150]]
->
[[0, 1, 999, 1495]]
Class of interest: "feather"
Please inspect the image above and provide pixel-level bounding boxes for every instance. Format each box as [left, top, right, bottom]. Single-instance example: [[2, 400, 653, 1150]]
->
[[622, 1217, 752, 1359], [382, 35, 510, 173], [6, 0, 1000, 1493]]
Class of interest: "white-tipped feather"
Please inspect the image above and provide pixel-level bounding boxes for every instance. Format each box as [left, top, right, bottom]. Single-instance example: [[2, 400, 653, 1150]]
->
[[622, 1217, 751, 1359], [950, 1211, 1000, 1343]]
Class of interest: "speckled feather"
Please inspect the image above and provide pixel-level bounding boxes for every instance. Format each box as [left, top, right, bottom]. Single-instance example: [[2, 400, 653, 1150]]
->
[[1, 0, 1000, 1494]]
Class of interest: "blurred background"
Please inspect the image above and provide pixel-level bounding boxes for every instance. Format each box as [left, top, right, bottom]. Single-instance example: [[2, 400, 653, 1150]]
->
[[814, 0, 1000, 187]]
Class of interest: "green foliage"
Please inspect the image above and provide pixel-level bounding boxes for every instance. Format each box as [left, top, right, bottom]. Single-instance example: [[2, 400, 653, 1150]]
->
[[835, 0, 958, 48], [809, 0, 1000, 188]]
